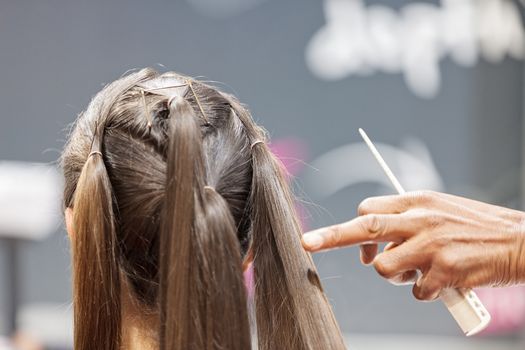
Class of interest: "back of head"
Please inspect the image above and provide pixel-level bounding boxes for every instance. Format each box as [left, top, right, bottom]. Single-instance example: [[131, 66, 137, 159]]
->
[[61, 68, 346, 350]]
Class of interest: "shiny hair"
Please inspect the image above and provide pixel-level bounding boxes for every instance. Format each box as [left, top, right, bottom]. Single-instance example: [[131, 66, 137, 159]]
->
[[61, 68, 345, 350]]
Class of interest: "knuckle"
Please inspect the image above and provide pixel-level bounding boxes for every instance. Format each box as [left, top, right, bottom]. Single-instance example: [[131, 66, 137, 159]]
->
[[327, 224, 343, 246], [408, 190, 436, 207], [434, 252, 457, 274], [421, 190, 438, 200], [360, 214, 384, 240], [425, 212, 444, 229], [410, 209, 445, 233], [357, 198, 373, 216], [429, 232, 450, 249]]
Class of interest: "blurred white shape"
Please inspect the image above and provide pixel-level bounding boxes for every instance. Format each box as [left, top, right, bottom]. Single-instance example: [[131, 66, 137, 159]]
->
[[18, 303, 73, 348], [186, 0, 267, 18], [0, 161, 62, 240], [441, 0, 478, 66], [401, 3, 442, 98], [306, 0, 525, 99], [306, 138, 444, 199], [345, 333, 521, 350], [0, 338, 15, 350], [306, 0, 369, 79], [367, 5, 402, 73], [477, 0, 525, 63]]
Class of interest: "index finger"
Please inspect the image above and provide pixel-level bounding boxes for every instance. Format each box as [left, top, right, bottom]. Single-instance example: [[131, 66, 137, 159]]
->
[[302, 213, 418, 252]]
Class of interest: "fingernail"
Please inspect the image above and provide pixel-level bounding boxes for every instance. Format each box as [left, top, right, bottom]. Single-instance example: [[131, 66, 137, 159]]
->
[[302, 232, 324, 250], [416, 275, 423, 287], [360, 244, 377, 265]]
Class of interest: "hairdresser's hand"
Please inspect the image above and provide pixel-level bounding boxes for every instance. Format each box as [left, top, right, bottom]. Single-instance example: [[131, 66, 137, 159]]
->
[[302, 191, 525, 300]]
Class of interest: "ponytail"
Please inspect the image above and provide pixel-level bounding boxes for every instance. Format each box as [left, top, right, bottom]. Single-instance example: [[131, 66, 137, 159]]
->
[[214, 97, 348, 350], [250, 142, 346, 350], [159, 96, 250, 349], [249, 142, 345, 349], [72, 134, 121, 350]]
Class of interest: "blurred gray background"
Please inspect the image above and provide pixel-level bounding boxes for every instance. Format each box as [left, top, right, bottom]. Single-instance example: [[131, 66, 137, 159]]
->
[[0, 0, 524, 348]]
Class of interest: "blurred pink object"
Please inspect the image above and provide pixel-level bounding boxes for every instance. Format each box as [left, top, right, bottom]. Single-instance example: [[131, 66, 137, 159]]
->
[[476, 286, 525, 335], [269, 137, 309, 179], [270, 137, 310, 231]]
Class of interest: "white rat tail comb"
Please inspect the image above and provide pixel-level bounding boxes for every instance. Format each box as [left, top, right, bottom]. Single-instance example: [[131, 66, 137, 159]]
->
[[359, 128, 491, 336]]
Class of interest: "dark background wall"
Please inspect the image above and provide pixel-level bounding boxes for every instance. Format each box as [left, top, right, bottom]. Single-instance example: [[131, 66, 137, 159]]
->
[[0, 0, 523, 340]]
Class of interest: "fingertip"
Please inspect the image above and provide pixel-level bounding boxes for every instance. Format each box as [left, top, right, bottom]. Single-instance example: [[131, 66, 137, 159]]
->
[[372, 253, 395, 279], [302, 231, 325, 251], [412, 277, 441, 302], [360, 244, 378, 265]]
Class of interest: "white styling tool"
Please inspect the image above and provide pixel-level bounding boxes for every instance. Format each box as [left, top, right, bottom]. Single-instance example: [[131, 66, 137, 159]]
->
[[358, 128, 491, 336]]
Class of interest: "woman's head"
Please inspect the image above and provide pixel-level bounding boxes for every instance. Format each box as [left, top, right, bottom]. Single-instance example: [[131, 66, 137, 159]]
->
[[61, 68, 345, 350]]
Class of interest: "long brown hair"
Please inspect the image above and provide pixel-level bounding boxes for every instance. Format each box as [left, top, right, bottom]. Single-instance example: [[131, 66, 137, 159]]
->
[[61, 68, 346, 350]]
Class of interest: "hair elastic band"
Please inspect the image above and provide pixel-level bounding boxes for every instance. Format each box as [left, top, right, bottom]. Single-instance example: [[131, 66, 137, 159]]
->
[[167, 95, 179, 108], [203, 185, 215, 192], [88, 151, 103, 158], [250, 140, 264, 149]]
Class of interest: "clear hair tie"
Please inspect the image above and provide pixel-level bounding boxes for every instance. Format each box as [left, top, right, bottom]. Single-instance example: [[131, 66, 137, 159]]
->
[[167, 95, 181, 108], [250, 140, 264, 149], [88, 151, 103, 158]]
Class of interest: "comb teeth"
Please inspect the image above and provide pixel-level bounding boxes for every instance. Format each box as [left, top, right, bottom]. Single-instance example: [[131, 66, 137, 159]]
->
[[440, 288, 491, 336]]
